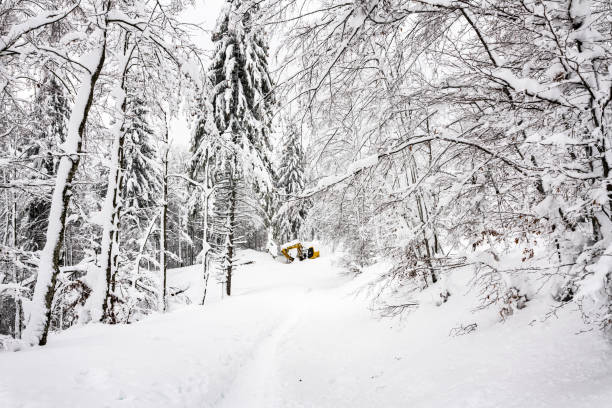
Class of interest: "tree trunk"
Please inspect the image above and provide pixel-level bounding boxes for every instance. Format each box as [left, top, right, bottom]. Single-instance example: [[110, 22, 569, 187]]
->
[[201, 240, 211, 305], [178, 211, 181, 266], [160, 117, 169, 311], [96, 124, 126, 323], [3, 171, 10, 246], [225, 174, 236, 297], [201, 172, 211, 305], [12, 192, 20, 339], [23, 21, 108, 346], [82, 36, 133, 324]]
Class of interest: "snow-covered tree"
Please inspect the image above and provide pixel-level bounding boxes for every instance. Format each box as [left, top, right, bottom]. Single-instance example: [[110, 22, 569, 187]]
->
[[0, 0, 76, 343], [113, 91, 163, 321], [0, 0, 202, 343], [22, 0, 110, 346], [189, 90, 219, 304], [123, 94, 161, 212], [208, 0, 276, 295], [273, 125, 310, 244]]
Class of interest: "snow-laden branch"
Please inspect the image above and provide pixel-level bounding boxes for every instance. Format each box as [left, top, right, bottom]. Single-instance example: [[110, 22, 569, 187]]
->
[[106, 9, 201, 81], [491, 68, 575, 108], [0, 3, 80, 56], [304, 1, 380, 107], [298, 126, 538, 199], [167, 173, 203, 187], [132, 214, 160, 284], [0, 180, 55, 189]]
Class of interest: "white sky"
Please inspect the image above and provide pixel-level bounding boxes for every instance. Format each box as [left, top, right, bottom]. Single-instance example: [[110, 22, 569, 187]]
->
[[169, 0, 226, 150]]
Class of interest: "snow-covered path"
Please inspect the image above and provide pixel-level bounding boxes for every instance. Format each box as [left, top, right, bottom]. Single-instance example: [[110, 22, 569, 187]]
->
[[2, 250, 612, 408], [217, 289, 307, 408]]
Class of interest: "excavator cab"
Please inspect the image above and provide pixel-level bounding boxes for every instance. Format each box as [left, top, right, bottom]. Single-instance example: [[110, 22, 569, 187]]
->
[[306, 246, 315, 259], [281, 242, 320, 263]]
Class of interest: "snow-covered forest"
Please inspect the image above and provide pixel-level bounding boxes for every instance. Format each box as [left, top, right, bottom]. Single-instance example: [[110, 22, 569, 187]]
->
[[1, 0, 612, 406]]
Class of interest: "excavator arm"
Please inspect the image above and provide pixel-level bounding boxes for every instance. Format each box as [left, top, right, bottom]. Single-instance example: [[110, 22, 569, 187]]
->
[[281, 243, 304, 262]]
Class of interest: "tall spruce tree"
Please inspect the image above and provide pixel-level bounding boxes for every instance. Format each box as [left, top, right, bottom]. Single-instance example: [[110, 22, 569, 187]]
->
[[273, 125, 310, 243], [123, 93, 161, 213], [117, 91, 162, 319], [207, 0, 275, 295]]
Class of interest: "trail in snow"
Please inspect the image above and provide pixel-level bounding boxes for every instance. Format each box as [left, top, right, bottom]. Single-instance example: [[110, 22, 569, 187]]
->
[[1, 249, 612, 408], [217, 290, 307, 408]]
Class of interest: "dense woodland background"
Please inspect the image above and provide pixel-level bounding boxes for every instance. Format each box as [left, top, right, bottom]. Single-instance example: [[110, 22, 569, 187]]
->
[[1, 0, 612, 348]]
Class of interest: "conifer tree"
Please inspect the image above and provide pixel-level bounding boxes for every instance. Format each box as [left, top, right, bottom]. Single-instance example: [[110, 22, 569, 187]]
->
[[208, 0, 276, 295], [123, 93, 161, 212], [273, 125, 310, 243], [116, 91, 162, 320]]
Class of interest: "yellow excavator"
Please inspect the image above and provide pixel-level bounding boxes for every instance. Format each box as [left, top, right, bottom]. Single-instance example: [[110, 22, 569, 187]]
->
[[281, 242, 320, 263]]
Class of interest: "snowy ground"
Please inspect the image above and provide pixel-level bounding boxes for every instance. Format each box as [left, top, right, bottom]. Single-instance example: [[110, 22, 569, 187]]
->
[[2, 249, 612, 408]]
